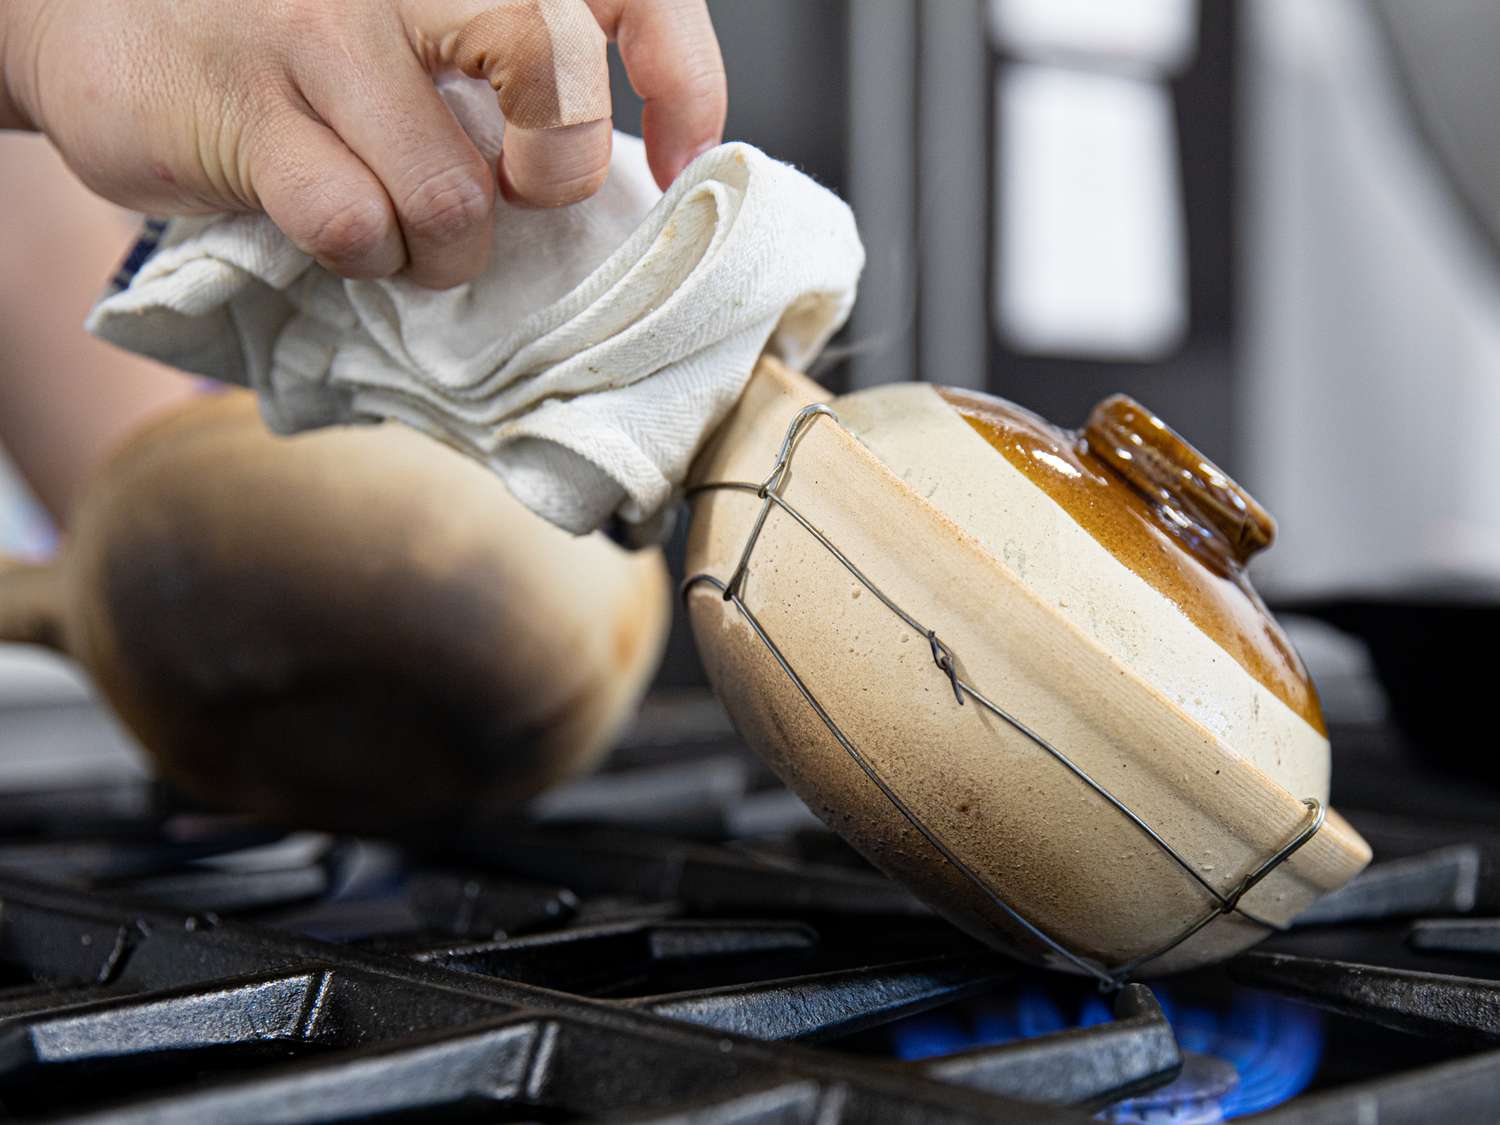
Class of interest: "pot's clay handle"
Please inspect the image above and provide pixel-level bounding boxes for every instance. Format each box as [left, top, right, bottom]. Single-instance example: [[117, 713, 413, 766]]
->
[[1084, 395, 1276, 567], [0, 554, 66, 652]]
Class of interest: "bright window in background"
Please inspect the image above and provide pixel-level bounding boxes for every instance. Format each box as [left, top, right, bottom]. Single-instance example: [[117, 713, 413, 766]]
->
[[989, 0, 1198, 71], [991, 0, 1196, 362]]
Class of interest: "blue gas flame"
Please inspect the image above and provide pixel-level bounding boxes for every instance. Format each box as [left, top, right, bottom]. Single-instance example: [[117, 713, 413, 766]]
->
[[888, 984, 1322, 1121]]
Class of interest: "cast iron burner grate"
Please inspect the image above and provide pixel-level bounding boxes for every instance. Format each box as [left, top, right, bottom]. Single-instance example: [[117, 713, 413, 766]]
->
[[0, 695, 1496, 1122]]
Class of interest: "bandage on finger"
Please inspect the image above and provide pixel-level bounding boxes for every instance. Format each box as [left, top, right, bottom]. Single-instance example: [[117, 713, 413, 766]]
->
[[408, 0, 613, 130]]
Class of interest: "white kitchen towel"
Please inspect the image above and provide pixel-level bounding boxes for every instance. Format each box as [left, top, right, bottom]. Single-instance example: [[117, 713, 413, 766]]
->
[[87, 78, 864, 537]]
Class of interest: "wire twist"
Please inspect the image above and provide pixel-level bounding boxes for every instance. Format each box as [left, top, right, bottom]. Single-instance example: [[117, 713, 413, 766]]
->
[[684, 402, 1325, 989]]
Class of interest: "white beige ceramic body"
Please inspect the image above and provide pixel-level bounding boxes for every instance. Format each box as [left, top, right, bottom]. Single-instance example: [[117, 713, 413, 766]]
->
[[686, 358, 1369, 976]]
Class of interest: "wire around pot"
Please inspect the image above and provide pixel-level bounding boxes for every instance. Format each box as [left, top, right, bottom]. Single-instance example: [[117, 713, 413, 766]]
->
[[685, 399, 1328, 990]]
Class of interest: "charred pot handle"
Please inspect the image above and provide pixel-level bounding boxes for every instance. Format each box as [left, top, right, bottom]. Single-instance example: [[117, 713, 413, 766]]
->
[[0, 554, 66, 652], [1083, 395, 1276, 567]]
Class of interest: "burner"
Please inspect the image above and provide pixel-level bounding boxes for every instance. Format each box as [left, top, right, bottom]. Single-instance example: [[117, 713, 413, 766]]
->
[[1113, 1054, 1239, 1125], [0, 690, 1495, 1121], [884, 979, 1321, 1122]]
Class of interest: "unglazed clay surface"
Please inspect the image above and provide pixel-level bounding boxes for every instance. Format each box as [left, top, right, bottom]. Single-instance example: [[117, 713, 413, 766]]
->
[[685, 357, 1368, 976], [4, 391, 671, 832]]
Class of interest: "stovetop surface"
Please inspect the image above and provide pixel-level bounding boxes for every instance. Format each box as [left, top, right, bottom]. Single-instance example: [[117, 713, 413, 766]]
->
[[0, 660, 1498, 1123]]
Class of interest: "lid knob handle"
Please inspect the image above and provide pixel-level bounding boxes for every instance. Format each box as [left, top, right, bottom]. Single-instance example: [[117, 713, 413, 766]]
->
[[1083, 395, 1276, 567]]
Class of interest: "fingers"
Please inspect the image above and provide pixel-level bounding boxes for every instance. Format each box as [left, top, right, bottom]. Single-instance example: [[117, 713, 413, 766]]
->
[[298, 28, 497, 289], [262, 0, 712, 286], [496, 120, 613, 206], [409, 0, 615, 207], [588, 0, 726, 188], [248, 110, 406, 280]]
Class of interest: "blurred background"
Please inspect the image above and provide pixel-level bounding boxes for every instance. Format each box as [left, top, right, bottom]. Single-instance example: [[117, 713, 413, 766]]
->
[[6, 0, 1500, 730], [615, 0, 1500, 733], [2, 11, 1498, 1117]]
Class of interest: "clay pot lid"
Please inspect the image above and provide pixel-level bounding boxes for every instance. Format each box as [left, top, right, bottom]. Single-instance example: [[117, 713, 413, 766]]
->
[[937, 387, 1324, 735], [1082, 394, 1276, 572]]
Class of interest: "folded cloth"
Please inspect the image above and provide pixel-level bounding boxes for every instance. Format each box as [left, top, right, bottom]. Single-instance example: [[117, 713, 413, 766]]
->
[[88, 78, 864, 538]]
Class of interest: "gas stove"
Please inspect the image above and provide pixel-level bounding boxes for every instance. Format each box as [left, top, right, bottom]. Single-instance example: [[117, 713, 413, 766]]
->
[[0, 663, 1498, 1122]]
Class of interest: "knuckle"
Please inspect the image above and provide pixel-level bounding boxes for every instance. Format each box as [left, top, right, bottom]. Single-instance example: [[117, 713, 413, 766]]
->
[[307, 194, 393, 273], [276, 0, 337, 36], [276, 0, 375, 69], [679, 55, 727, 110], [400, 164, 494, 246]]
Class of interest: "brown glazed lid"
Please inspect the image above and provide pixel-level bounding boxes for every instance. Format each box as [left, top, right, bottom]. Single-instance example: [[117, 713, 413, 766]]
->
[[937, 388, 1324, 735]]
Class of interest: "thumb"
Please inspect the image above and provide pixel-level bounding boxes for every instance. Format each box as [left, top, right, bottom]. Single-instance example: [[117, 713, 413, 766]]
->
[[405, 0, 615, 207]]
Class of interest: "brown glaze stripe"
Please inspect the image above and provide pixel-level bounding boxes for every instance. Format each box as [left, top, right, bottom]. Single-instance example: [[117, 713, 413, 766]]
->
[[937, 388, 1326, 736]]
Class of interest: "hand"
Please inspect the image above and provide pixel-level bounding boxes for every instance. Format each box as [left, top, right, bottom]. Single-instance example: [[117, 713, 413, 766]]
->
[[0, 0, 726, 289]]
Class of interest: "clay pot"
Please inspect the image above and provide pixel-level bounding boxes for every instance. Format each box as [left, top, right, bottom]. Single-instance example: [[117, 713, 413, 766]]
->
[[685, 357, 1370, 978], [0, 391, 670, 832]]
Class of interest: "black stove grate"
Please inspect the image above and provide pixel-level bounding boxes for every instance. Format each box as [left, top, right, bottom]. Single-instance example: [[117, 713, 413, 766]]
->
[[0, 699, 1495, 1121], [0, 846, 1178, 1122]]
